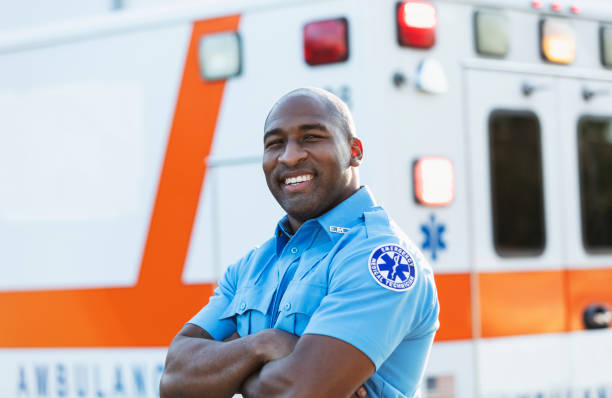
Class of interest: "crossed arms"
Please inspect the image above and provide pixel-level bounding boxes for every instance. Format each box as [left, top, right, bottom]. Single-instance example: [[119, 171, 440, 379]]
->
[[159, 323, 374, 398]]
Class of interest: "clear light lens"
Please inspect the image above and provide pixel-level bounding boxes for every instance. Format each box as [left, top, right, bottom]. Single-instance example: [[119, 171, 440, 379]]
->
[[475, 10, 509, 57], [541, 18, 576, 64], [401, 2, 437, 29], [601, 25, 612, 67], [415, 58, 448, 94], [414, 157, 454, 206], [198, 32, 241, 81]]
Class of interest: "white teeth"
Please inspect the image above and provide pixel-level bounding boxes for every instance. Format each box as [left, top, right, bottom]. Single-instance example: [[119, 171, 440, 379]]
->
[[284, 175, 313, 185]]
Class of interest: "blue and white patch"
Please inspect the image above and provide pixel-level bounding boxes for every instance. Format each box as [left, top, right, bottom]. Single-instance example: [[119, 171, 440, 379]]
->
[[368, 244, 417, 292]]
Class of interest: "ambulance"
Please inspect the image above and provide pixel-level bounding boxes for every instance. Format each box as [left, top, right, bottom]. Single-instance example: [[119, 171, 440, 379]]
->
[[1, 0, 612, 396]]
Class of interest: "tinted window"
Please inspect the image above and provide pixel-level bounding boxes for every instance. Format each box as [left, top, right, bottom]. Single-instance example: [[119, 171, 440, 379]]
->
[[578, 117, 612, 251], [489, 111, 546, 256]]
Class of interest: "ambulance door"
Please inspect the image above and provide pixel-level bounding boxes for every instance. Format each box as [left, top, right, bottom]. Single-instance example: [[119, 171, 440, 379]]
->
[[557, 77, 612, 394], [465, 67, 569, 397]]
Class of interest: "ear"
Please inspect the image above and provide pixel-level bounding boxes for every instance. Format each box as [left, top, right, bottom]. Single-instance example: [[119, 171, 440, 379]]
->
[[349, 138, 363, 167]]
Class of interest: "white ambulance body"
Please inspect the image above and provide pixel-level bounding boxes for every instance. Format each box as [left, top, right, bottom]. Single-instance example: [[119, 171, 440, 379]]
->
[[1, 0, 612, 396]]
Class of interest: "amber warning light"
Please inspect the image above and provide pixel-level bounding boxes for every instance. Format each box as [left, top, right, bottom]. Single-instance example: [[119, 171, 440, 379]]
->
[[397, 1, 437, 48]]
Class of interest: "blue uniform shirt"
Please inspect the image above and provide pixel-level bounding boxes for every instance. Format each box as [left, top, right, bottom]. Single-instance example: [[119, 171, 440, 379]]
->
[[189, 186, 440, 398]]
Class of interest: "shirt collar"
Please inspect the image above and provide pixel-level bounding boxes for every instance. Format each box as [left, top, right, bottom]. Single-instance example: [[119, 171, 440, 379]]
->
[[273, 186, 377, 251], [315, 186, 377, 240]]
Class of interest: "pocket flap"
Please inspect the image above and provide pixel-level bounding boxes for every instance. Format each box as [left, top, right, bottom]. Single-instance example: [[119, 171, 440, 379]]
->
[[220, 286, 274, 319], [280, 283, 327, 316]]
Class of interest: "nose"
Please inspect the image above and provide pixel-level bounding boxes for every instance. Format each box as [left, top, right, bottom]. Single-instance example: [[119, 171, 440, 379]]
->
[[278, 138, 307, 167]]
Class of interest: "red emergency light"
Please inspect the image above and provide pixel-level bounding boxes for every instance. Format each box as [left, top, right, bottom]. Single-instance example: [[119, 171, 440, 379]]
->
[[397, 1, 437, 48], [303, 18, 349, 66]]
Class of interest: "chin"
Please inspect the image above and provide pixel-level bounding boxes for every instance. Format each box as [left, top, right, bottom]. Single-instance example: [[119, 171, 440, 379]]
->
[[280, 199, 320, 221]]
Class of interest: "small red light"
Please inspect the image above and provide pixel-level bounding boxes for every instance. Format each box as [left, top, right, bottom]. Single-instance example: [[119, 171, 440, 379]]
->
[[303, 18, 349, 66], [551, 2, 562, 11], [397, 1, 437, 48], [531, 0, 543, 9], [570, 5, 580, 14]]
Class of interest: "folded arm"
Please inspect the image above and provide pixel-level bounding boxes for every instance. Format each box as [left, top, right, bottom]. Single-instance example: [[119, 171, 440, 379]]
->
[[159, 323, 298, 398], [242, 334, 375, 398]]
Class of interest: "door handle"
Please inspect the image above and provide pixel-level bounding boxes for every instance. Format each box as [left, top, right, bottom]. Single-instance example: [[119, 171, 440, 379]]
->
[[582, 87, 610, 101], [583, 303, 611, 329], [521, 82, 549, 97]]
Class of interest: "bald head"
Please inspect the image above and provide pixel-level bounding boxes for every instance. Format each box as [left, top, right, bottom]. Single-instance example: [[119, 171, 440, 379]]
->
[[264, 87, 356, 141]]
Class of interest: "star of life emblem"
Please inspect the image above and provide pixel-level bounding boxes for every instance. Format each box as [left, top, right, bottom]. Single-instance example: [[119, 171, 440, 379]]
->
[[368, 244, 417, 292]]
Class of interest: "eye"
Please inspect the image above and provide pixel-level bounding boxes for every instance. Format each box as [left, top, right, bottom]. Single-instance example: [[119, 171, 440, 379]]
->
[[304, 134, 323, 142], [264, 138, 284, 149]]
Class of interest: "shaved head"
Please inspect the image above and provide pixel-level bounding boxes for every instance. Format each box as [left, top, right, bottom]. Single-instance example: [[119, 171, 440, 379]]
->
[[264, 87, 356, 141]]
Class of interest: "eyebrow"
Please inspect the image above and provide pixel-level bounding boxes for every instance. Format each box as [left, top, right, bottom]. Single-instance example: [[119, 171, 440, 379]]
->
[[263, 123, 330, 142]]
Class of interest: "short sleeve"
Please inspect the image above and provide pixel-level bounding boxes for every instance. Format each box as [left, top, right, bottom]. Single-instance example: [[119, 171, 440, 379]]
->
[[188, 260, 239, 341], [303, 240, 439, 369]]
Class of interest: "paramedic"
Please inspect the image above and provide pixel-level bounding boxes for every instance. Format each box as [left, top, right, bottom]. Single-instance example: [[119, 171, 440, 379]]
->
[[160, 87, 439, 398]]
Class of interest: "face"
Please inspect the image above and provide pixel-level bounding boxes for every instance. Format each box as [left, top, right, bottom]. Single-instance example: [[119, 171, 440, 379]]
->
[[263, 93, 362, 230]]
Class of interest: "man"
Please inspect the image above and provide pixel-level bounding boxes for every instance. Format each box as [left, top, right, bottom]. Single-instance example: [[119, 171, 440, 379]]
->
[[160, 87, 439, 398]]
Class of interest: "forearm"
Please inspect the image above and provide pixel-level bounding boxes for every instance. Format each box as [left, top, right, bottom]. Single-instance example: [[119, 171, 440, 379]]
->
[[241, 334, 374, 398], [160, 333, 264, 398], [241, 357, 296, 398]]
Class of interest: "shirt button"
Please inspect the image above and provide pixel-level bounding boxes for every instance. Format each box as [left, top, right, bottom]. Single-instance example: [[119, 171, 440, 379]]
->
[[284, 302, 291, 311], [290, 247, 298, 254], [239, 302, 246, 311]]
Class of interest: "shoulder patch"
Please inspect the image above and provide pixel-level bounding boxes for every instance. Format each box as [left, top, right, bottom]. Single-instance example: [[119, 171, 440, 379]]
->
[[368, 244, 417, 292]]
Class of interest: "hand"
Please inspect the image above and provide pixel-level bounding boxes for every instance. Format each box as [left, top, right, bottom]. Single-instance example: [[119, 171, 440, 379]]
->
[[223, 332, 241, 342], [352, 385, 367, 397], [252, 328, 299, 363]]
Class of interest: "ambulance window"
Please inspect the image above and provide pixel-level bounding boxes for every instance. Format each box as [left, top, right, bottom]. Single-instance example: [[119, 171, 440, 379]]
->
[[489, 111, 546, 256], [578, 117, 612, 251]]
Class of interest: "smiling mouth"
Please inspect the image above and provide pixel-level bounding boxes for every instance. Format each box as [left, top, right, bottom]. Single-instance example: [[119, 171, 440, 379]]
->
[[283, 174, 313, 186]]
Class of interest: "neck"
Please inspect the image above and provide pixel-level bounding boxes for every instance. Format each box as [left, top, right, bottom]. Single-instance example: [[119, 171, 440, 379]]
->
[[286, 183, 361, 234]]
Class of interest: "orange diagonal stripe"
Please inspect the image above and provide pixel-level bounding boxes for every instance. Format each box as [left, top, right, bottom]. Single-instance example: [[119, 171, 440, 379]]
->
[[0, 15, 240, 348]]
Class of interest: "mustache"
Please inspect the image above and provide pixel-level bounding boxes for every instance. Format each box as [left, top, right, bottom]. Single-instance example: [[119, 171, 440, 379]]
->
[[274, 166, 316, 178]]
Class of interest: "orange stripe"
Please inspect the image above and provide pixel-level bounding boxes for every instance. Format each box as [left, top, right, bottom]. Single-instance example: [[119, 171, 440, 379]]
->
[[567, 267, 612, 331], [478, 270, 567, 337], [0, 15, 240, 348], [434, 273, 472, 341]]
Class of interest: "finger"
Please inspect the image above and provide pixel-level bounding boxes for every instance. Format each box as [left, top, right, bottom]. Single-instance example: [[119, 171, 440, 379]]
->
[[357, 386, 367, 397]]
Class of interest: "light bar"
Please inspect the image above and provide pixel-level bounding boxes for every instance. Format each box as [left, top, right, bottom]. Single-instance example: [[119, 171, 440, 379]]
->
[[601, 25, 612, 67], [397, 1, 437, 48], [303, 18, 349, 66], [414, 157, 454, 206], [198, 32, 242, 81], [474, 10, 510, 57], [540, 18, 576, 64]]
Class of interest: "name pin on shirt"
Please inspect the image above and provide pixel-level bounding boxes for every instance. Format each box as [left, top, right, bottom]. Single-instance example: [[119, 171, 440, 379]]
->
[[329, 226, 350, 234]]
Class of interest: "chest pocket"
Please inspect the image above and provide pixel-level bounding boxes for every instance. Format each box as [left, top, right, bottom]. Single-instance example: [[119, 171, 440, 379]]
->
[[220, 286, 274, 337], [275, 282, 327, 336]]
